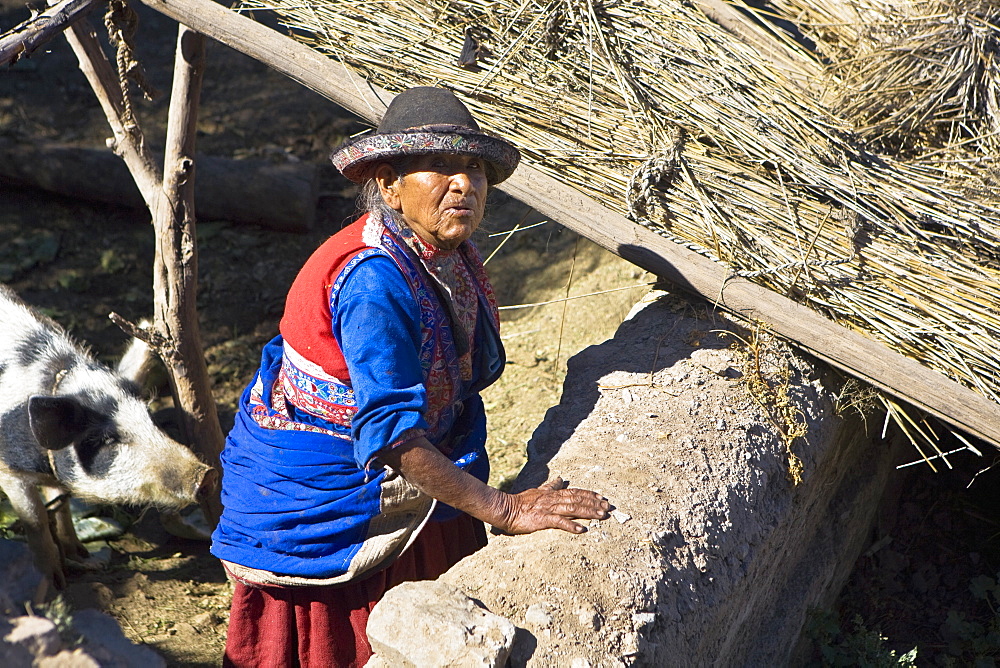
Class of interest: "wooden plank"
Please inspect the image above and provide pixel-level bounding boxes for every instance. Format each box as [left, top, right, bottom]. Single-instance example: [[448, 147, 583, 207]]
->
[[139, 0, 1000, 448], [141, 0, 389, 122], [693, 0, 818, 94], [500, 170, 1000, 445]]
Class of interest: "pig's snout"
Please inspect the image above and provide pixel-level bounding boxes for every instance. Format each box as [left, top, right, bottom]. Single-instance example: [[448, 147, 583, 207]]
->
[[162, 457, 213, 508], [131, 447, 214, 510]]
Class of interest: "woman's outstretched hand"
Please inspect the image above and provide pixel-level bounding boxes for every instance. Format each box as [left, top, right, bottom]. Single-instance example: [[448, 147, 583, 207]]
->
[[492, 477, 612, 535], [381, 439, 612, 535]]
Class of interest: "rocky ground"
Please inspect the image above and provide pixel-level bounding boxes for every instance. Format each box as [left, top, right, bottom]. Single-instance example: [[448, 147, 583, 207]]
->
[[2, 1, 1000, 665]]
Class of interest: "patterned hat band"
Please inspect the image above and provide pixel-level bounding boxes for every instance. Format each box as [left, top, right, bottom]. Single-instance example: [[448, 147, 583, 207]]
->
[[330, 124, 521, 185]]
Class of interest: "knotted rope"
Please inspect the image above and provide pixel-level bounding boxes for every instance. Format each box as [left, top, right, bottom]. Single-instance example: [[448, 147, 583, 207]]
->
[[104, 0, 158, 129], [626, 126, 729, 263]]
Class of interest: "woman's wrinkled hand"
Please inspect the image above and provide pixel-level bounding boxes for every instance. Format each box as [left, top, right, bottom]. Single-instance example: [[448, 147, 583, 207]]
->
[[492, 477, 612, 535]]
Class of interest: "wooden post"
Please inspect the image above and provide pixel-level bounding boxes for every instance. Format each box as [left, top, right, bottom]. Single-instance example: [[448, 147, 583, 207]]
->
[[62, 13, 223, 525], [153, 24, 224, 525]]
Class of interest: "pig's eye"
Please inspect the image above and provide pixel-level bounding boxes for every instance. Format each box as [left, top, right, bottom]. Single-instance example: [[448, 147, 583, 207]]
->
[[75, 429, 120, 476]]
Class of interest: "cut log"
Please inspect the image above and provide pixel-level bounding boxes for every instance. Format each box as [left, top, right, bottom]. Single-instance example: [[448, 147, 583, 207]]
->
[[0, 138, 318, 232], [137, 0, 1000, 450]]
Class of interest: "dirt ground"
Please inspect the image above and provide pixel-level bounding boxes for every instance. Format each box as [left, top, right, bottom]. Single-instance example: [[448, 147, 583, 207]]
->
[[3, 2, 1000, 666]]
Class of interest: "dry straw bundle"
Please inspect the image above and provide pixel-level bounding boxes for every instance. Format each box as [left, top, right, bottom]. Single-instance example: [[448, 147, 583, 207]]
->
[[240, 0, 1000, 460], [768, 0, 1000, 158]]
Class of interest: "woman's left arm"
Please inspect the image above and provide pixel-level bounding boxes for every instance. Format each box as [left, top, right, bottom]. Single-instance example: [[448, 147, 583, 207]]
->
[[336, 257, 608, 532], [379, 437, 611, 535]]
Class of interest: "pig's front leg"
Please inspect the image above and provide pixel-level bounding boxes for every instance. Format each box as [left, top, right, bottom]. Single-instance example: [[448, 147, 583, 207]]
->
[[43, 485, 89, 564], [0, 472, 65, 589]]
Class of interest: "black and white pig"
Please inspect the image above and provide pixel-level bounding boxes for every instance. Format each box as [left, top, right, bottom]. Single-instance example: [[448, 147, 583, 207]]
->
[[0, 284, 213, 589]]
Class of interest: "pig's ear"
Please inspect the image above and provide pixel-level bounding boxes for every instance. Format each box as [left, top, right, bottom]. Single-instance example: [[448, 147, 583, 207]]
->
[[116, 331, 156, 387], [28, 395, 91, 450]]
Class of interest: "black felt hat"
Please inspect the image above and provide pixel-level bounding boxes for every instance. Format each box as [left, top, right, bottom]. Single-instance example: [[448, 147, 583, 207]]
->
[[331, 87, 520, 184]]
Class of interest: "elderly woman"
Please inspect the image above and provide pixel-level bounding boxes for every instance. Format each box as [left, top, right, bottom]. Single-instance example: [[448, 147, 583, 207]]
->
[[211, 87, 610, 667]]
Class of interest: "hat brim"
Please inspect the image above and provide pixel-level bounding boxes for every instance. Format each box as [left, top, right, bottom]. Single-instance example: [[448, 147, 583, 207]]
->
[[331, 125, 520, 184]]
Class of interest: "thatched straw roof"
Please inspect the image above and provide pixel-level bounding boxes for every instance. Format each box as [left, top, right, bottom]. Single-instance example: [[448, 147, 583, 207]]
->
[[239, 0, 1000, 459], [769, 0, 1000, 157]]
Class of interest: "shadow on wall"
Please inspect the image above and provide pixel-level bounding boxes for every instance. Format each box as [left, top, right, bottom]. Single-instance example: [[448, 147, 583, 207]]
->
[[511, 283, 738, 492], [512, 224, 728, 490]]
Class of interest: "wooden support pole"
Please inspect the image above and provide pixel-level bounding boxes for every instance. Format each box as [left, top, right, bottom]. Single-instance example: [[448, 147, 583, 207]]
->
[[138, 0, 1000, 450], [141, 0, 388, 122], [61, 10, 223, 523], [154, 24, 223, 525]]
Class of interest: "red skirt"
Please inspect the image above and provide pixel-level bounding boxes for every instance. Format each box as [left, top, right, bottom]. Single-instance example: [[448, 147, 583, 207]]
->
[[222, 513, 487, 668]]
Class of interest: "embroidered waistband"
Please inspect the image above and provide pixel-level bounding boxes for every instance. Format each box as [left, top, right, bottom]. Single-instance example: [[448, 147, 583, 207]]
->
[[279, 344, 357, 426]]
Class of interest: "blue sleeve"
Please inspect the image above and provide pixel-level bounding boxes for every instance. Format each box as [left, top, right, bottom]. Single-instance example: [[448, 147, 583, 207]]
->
[[332, 254, 428, 470]]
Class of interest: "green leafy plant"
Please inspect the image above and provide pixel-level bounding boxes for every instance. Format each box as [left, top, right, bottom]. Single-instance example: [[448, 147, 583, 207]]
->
[[805, 608, 918, 667], [0, 492, 22, 540], [99, 249, 127, 274], [29, 595, 81, 648], [938, 573, 1000, 665]]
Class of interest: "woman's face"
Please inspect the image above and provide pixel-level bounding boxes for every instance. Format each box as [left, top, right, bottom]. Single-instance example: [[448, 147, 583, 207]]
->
[[375, 153, 489, 250]]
